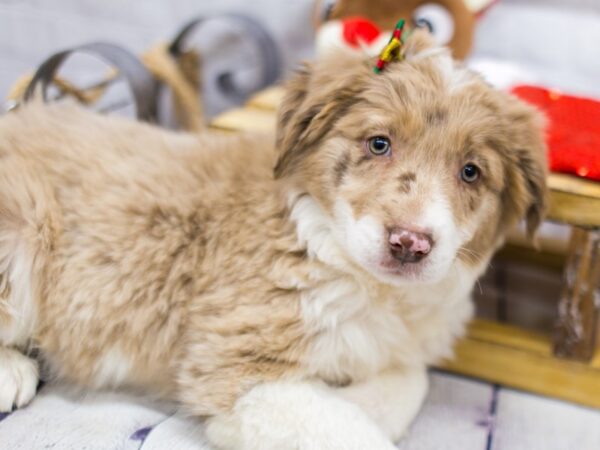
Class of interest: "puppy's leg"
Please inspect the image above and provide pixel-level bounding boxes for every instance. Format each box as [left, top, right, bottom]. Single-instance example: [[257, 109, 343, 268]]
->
[[0, 222, 41, 413], [335, 366, 428, 442], [0, 347, 39, 412], [0, 162, 55, 412], [0, 235, 39, 414], [205, 380, 397, 450]]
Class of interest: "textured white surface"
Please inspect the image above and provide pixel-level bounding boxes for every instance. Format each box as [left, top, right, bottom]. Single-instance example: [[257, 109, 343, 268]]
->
[[142, 414, 211, 450], [491, 389, 600, 450], [0, 385, 170, 449], [397, 373, 492, 450], [1, 372, 598, 449]]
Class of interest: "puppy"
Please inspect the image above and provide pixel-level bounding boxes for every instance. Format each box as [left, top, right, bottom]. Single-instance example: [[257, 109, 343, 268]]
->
[[0, 33, 546, 449]]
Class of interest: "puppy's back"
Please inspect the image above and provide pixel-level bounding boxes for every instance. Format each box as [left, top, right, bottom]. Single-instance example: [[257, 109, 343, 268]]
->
[[0, 102, 280, 390], [0, 102, 276, 200]]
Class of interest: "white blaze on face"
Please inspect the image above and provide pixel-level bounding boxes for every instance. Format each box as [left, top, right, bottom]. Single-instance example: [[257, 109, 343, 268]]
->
[[416, 188, 465, 280], [331, 185, 467, 285], [331, 199, 386, 270]]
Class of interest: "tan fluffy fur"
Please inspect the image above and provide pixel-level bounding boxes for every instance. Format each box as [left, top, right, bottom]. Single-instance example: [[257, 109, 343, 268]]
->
[[0, 36, 547, 446]]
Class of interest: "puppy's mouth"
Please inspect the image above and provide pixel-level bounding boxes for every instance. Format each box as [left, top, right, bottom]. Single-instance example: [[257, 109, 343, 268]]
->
[[377, 254, 430, 279]]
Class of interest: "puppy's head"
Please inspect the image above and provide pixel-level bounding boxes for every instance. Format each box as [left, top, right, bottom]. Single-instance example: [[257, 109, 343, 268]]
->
[[276, 32, 547, 285]]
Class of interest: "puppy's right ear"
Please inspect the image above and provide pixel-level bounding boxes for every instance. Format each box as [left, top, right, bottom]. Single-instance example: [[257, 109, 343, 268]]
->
[[274, 59, 369, 178], [274, 64, 312, 176]]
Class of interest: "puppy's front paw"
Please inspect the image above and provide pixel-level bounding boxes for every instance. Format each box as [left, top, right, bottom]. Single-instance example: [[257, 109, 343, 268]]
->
[[205, 381, 397, 450], [207, 412, 396, 450], [0, 348, 39, 412]]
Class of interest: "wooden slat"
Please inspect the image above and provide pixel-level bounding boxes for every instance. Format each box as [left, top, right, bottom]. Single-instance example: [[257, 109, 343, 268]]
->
[[0, 386, 169, 449], [548, 189, 600, 228], [210, 107, 276, 133], [593, 341, 600, 369], [547, 174, 600, 228], [492, 389, 600, 450], [438, 319, 600, 409], [467, 319, 549, 354], [397, 372, 492, 450], [554, 228, 600, 360], [550, 173, 600, 198], [246, 86, 285, 110]]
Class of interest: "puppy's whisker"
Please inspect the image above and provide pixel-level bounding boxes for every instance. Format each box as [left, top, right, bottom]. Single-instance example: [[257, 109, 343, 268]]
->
[[456, 249, 477, 265], [475, 279, 483, 295], [458, 247, 482, 259], [457, 247, 484, 266]]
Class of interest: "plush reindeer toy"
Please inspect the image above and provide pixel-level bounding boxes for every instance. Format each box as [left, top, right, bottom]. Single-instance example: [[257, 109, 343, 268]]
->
[[314, 0, 494, 60]]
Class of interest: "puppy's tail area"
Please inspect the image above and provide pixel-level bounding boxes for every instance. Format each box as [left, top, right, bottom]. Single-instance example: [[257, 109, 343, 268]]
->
[[0, 158, 60, 346]]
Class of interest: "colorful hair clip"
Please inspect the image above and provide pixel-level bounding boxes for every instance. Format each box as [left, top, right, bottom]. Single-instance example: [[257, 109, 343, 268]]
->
[[374, 19, 408, 74]]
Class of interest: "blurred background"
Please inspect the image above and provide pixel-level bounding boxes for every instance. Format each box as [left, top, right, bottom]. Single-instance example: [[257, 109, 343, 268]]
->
[[2, 0, 600, 114], [0, 0, 314, 115]]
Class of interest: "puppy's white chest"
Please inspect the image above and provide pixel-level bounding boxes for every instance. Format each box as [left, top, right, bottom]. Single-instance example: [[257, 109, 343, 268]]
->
[[300, 277, 411, 383]]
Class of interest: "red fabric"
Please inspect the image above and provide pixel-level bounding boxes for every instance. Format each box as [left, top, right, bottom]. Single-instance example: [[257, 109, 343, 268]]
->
[[342, 17, 381, 48], [512, 85, 600, 181]]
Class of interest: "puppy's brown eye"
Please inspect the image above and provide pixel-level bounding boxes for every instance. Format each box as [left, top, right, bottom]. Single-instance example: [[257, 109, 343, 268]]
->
[[461, 163, 480, 184], [368, 136, 391, 156]]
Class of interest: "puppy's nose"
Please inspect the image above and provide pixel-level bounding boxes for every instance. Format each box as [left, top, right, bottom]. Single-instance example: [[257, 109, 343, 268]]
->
[[388, 228, 433, 263]]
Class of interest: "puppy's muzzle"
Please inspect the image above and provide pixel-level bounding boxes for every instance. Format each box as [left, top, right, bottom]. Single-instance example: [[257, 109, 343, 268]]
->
[[388, 228, 433, 263]]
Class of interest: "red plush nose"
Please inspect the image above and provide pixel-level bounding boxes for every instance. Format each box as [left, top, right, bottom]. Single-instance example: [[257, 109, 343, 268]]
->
[[342, 17, 381, 48], [389, 228, 433, 263]]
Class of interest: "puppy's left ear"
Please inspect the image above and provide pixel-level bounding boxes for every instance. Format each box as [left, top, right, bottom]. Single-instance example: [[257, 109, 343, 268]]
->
[[502, 98, 549, 239]]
